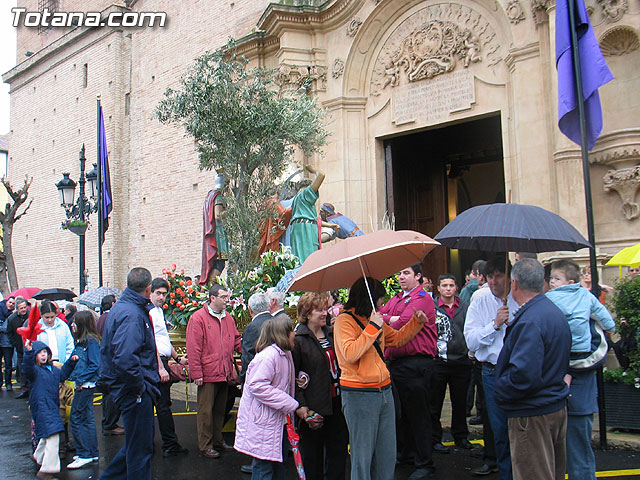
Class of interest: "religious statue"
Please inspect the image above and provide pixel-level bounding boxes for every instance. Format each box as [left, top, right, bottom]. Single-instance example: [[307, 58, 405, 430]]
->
[[319, 203, 364, 240], [289, 165, 338, 263], [199, 173, 229, 285]]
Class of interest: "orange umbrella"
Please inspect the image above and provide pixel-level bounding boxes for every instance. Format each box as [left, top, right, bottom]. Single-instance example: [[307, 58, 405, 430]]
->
[[289, 229, 439, 293]]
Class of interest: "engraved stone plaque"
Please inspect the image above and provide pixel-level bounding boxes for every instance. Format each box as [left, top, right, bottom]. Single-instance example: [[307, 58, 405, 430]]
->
[[393, 69, 475, 126]]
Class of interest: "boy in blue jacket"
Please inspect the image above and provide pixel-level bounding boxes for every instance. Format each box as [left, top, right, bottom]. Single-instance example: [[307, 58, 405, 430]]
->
[[23, 339, 78, 479]]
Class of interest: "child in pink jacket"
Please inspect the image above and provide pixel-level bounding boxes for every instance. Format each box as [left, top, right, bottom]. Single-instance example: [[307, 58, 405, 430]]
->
[[234, 314, 305, 479]]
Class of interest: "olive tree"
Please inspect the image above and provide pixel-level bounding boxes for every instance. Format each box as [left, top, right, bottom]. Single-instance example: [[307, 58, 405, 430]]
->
[[156, 41, 328, 272]]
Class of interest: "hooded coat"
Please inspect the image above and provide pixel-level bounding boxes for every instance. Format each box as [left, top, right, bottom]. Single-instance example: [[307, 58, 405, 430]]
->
[[22, 341, 77, 439]]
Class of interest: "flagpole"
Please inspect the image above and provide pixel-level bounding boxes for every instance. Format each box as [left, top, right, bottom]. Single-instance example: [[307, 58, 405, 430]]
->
[[97, 96, 104, 287], [567, 0, 607, 449]]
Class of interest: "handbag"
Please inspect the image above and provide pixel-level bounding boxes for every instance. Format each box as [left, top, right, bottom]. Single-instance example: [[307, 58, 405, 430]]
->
[[167, 359, 192, 383]]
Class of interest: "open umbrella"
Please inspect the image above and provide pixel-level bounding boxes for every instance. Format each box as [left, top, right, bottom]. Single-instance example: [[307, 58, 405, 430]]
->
[[288, 230, 439, 292], [77, 286, 123, 308], [32, 288, 77, 302], [434, 203, 591, 253], [8, 287, 42, 299], [274, 266, 302, 293], [605, 243, 640, 278]]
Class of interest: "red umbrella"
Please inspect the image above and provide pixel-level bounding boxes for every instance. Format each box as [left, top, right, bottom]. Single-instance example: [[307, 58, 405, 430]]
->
[[8, 287, 41, 299], [286, 414, 306, 480]]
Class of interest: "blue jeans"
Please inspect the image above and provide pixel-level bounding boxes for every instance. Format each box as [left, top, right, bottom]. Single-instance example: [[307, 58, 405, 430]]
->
[[483, 365, 513, 480], [342, 386, 396, 480], [566, 415, 595, 480], [99, 391, 155, 480], [251, 426, 287, 480], [70, 387, 99, 458]]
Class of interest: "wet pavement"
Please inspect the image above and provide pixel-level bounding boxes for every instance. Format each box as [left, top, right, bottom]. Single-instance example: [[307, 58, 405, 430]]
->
[[0, 387, 639, 479]]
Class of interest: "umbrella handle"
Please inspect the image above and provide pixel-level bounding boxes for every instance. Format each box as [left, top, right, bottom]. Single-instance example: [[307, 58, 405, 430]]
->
[[358, 257, 376, 313]]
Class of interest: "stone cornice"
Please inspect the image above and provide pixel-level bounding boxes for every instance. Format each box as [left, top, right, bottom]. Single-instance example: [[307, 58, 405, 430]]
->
[[257, 0, 364, 36], [322, 96, 368, 110], [588, 128, 640, 166], [2, 4, 128, 86], [503, 42, 540, 72], [234, 31, 281, 58]]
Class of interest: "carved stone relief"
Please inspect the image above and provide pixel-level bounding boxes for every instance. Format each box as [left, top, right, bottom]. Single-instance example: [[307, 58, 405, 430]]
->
[[371, 4, 502, 96], [332, 58, 345, 79], [603, 166, 640, 220], [274, 63, 327, 93], [599, 26, 640, 56], [531, 0, 551, 25], [597, 0, 628, 22], [506, 0, 526, 24], [347, 18, 362, 37]]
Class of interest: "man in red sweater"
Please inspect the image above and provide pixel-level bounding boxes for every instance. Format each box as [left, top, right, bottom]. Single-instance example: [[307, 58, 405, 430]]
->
[[186, 284, 241, 459], [380, 264, 437, 480]]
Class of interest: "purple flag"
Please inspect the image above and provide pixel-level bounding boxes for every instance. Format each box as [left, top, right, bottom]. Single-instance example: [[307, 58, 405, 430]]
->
[[99, 106, 113, 244], [556, 0, 613, 150]]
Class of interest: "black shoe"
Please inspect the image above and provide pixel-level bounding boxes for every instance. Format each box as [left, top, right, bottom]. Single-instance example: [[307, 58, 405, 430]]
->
[[432, 442, 450, 454], [396, 455, 413, 466], [16, 390, 29, 399], [408, 467, 434, 480], [455, 439, 474, 449], [470, 464, 499, 476], [241, 464, 253, 474], [470, 447, 484, 459], [163, 445, 189, 457], [6, 385, 13, 391], [469, 416, 483, 425]]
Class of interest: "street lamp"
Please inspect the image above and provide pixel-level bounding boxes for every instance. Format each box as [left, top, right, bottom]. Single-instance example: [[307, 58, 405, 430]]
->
[[55, 145, 98, 293]]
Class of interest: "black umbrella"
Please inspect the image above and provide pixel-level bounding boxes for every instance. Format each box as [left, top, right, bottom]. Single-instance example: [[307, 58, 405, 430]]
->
[[434, 203, 591, 253], [32, 288, 77, 302]]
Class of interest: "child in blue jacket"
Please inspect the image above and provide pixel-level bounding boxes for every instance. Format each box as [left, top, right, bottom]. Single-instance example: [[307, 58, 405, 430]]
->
[[546, 259, 615, 480], [67, 311, 101, 470], [23, 339, 78, 479]]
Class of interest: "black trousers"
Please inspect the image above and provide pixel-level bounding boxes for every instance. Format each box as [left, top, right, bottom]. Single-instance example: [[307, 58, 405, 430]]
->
[[430, 360, 472, 443], [388, 355, 434, 468], [156, 356, 179, 450], [0, 346, 13, 387], [298, 400, 349, 480], [466, 359, 485, 415], [102, 390, 122, 432]]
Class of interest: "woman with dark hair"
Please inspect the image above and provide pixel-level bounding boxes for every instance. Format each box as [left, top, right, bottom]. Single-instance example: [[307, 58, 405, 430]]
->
[[334, 277, 429, 480], [67, 311, 101, 469], [292, 292, 348, 480], [234, 314, 306, 480]]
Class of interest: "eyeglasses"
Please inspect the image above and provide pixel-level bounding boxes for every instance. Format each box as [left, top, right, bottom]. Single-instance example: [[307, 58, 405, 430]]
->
[[215, 295, 230, 301]]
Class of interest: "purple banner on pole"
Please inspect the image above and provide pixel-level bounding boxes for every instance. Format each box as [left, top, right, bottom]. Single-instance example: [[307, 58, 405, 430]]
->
[[556, 0, 613, 150], [99, 106, 113, 244]]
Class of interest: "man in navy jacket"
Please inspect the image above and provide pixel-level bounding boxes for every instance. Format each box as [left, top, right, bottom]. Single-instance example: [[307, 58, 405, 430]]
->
[[495, 259, 571, 480], [100, 267, 160, 480]]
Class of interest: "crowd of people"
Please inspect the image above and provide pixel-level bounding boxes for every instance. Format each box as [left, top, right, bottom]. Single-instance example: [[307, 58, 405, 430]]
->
[[0, 255, 632, 480]]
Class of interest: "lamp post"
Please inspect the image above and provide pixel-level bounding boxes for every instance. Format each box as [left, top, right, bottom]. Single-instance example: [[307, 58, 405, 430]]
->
[[56, 145, 98, 293]]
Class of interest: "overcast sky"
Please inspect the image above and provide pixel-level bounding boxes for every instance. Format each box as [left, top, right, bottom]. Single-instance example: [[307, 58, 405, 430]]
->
[[1, 1, 18, 135]]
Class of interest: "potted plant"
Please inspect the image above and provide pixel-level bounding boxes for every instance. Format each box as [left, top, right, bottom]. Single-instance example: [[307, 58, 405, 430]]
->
[[61, 219, 89, 236], [603, 275, 640, 430]]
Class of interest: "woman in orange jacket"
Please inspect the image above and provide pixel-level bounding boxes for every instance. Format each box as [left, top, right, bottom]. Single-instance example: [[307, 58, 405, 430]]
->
[[334, 277, 429, 480]]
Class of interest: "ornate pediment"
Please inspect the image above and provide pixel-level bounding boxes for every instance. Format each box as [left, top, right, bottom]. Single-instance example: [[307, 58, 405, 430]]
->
[[371, 4, 502, 96]]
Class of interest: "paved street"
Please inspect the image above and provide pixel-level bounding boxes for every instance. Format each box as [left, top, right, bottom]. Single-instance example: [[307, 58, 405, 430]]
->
[[0, 387, 639, 479]]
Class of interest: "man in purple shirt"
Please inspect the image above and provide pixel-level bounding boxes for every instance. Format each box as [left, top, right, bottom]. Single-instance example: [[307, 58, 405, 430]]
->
[[380, 264, 437, 480]]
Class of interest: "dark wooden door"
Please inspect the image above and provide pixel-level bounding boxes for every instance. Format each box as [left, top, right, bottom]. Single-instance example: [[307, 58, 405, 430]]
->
[[386, 140, 448, 284]]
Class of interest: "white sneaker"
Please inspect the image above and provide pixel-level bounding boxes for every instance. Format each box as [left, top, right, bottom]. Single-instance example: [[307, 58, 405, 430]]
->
[[67, 457, 94, 469], [72, 455, 99, 461]]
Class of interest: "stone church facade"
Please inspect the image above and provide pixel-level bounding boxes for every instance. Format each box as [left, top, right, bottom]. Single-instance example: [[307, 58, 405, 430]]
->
[[3, 0, 640, 290]]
